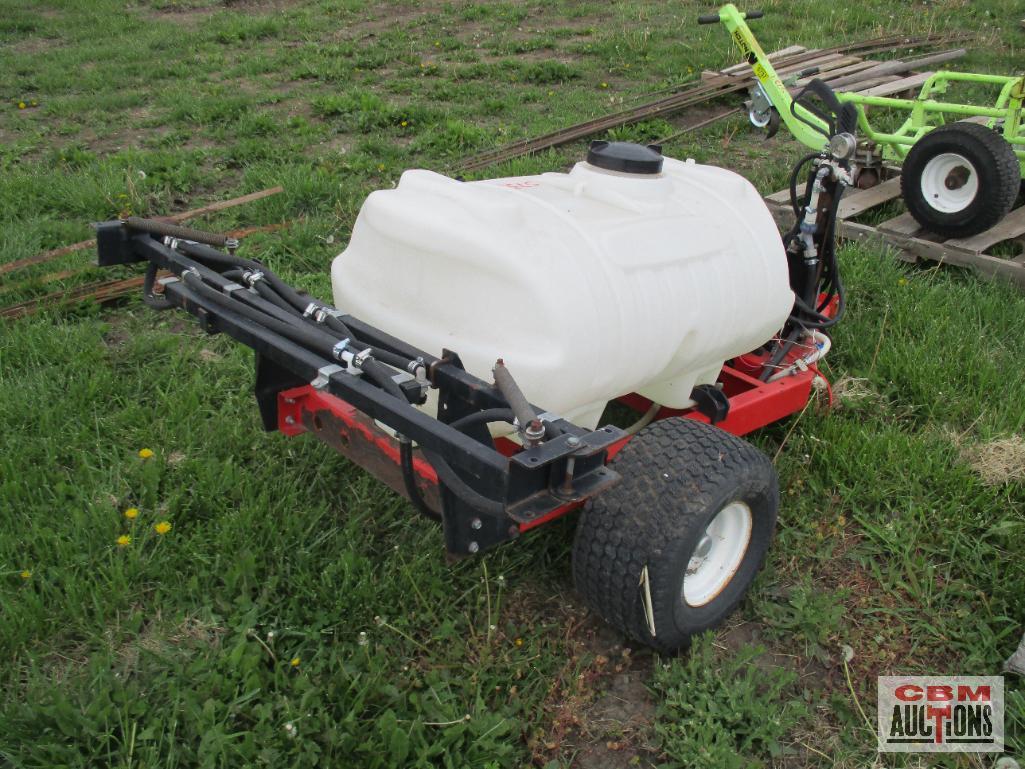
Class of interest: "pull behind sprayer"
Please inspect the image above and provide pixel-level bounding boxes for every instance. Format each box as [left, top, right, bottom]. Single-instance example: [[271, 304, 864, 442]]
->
[[761, 79, 859, 383]]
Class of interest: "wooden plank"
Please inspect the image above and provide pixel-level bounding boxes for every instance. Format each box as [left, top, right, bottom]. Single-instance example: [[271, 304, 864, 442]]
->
[[878, 212, 921, 236], [765, 187, 793, 205], [857, 72, 932, 97], [719, 45, 808, 75], [789, 56, 862, 80], [813, 60, 880, 83], [768, 194, 1025, 288], [837, 75, 901, 94], [945, 206, 1025, 252], [840, 220, 1025, 287], [774, 52, 847, 78], [827, 48, 964, 89], [837, 177, 903, 219], [796, 60, 878, 86]]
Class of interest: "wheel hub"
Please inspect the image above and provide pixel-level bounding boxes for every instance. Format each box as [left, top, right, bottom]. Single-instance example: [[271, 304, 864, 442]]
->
[[919, 152, 979, 214], [682, 501, 754, 608]]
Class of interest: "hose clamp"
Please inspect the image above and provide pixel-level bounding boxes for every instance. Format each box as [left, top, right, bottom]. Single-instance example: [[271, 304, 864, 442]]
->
[[353, 348, 373, 369], [315, 307, 345, 324], [303, 302, 318, 318], [332, 338, 351, 361], [242, 270, 264, 287]]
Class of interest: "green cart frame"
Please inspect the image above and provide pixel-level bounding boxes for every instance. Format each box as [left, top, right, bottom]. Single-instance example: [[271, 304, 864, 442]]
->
[[701, 4, 1025, 237]]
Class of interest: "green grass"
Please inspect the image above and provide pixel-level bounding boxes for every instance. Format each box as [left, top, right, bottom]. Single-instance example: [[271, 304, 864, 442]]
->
[[1, 0, 1023, 766]]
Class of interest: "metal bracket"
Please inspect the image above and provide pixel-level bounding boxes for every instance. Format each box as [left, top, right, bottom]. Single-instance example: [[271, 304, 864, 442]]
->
[[311, 364, 344, 390]]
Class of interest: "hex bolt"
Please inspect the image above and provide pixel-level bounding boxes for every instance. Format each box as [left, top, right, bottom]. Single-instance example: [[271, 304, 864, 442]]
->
[[471, 517, 482, 530], [284, 415, 296, 425], [468, 541, 480, 554], [566, 435, 581, 448]]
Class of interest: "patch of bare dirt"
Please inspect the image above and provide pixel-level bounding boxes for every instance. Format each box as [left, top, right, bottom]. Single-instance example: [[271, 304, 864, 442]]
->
[[508, 586, 659, 769]]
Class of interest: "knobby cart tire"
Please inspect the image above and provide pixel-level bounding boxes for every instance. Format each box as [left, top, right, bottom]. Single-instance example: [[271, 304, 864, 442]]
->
[[900, 122, 1020, 239], [572, 418, 779, 654]]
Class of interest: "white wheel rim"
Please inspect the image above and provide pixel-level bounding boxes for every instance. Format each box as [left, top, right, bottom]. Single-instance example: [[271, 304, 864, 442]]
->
[[749, 107, 771, 128], [919, 152, 979, 214], [682, 501, 753, 607]]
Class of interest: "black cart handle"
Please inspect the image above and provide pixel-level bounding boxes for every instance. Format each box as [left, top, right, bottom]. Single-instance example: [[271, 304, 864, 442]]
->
[[698, 9, 763, 24]]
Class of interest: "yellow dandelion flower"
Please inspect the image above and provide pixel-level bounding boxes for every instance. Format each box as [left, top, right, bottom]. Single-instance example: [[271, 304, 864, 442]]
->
[[154, 521, 172, 535], [124, 507, 139, 520], [400, 120, 408, 127], [600, 82, 608, 89], [290, 656, 301, 667], [117, 534, 132, 547], [20, 569, 31, 580], [18, 101, 26, 109], [138, 448, 154, 459], [898, 277, 908, 286], [514, 637, 524, 647]]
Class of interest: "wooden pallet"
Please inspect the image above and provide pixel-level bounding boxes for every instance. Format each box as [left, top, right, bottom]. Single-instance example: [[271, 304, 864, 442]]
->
[[705, 45, 965, 101], [764, 179, 1025, 288]]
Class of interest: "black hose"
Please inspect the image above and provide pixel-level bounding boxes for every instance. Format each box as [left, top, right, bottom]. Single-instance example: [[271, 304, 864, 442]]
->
[[182, 258, 507, 517], [788, 183, 847, 329], [450, 408, 516, 431], [364, 359, 504, 515], [174, 241, 419, 369], [360, 356, 405, 400], [400, 440, 442, 522], [421, 446, 505, 515], [181, 270, 344, 359], [788, 152, 821, 217]]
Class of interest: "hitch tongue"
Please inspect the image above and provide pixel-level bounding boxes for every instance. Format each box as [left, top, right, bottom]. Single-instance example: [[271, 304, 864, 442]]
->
[[493, 358, 545, 447]]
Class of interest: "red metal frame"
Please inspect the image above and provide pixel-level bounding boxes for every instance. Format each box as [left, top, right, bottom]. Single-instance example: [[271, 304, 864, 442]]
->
[[276, 354, 827, 533]]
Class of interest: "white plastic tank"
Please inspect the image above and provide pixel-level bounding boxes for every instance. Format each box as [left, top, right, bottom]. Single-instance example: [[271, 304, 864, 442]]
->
[[332, 142, 793, 429]]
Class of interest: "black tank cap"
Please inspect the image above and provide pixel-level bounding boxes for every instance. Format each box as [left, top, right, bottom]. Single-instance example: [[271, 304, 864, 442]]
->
[[587, 141, 664, 174]]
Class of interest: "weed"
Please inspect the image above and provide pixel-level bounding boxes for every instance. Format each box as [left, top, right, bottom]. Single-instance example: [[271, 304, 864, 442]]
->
[[652, 635, 807, 767]]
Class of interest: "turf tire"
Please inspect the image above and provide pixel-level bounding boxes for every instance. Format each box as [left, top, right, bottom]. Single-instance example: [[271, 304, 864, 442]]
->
[[572, 418, 778, 654], [900, 122, 1020, 239]]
